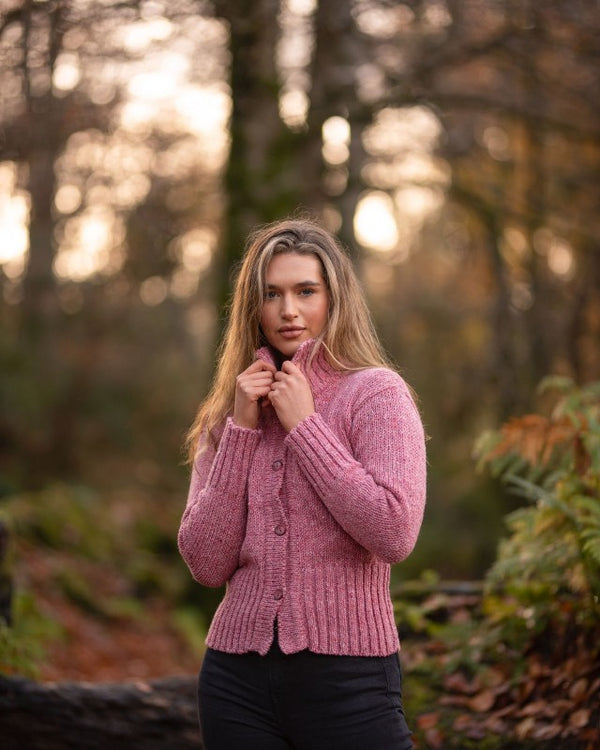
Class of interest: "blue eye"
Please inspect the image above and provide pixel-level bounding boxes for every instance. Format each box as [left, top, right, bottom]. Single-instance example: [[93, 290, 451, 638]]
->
[[300, 288, 315, 296], [264, 290, 278, 299]]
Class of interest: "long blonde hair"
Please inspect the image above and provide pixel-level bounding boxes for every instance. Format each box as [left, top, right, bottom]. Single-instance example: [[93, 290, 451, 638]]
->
[[185, 216, 392, 460]]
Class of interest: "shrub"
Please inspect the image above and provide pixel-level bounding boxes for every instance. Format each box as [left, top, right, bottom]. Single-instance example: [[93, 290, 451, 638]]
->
[[474, 376, 600, 639]]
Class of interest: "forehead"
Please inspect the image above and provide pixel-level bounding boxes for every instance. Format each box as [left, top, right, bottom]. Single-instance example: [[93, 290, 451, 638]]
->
[[264, 252, 323, 283]]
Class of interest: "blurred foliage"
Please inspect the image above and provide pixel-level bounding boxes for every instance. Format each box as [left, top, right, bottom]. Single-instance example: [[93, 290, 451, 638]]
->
[[0, 0, 598, 587], [0, 0, 599, 702], [0, 591, 64, 679], [475, 376, 600, 631], [0, 483, 223, 680], [394, 379, 600, 746]]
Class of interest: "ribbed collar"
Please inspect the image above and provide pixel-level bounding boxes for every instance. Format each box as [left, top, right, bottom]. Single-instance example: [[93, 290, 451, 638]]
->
[[255, 338, 343, 397]]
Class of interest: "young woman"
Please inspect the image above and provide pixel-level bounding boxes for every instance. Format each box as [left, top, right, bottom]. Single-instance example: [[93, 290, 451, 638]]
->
[[178, 217, 427, 750]]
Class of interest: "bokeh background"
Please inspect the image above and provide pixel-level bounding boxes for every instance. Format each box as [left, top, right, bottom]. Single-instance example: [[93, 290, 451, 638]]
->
[[1, 0, 599, 681]]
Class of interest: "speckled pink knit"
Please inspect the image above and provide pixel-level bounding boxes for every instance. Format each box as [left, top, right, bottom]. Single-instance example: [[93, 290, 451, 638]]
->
[[178, 339, 427, 657]]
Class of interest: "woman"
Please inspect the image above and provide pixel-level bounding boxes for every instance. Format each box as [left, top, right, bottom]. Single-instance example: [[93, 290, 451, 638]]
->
[[178, 217, 426, 750]]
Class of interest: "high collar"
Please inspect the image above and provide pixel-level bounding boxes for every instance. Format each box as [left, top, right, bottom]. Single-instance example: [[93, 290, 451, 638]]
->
[[256, 338, 343, 397]]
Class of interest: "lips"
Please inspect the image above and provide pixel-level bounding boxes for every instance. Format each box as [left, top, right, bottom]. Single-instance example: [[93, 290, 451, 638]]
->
[[278, 326, 306, 338]]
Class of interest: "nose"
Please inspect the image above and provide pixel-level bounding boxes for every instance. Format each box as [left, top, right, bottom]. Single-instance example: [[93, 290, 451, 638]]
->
[[281, 293, 298, 319]]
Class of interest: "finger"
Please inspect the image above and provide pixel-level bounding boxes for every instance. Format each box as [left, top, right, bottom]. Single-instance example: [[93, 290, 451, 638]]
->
[[280, 360, 300, 374], [252, 359, 277, 374], [243, 380, 274, 396], [244, 373, 275, 386], [243, 360, 262, 374], [241, 360, 276, 378], [238, 372, 274, 388], [267, 391, 284, 406]]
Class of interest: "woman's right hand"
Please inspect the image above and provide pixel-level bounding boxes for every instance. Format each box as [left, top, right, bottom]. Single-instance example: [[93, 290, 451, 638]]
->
[[233, 360, 277, 429]]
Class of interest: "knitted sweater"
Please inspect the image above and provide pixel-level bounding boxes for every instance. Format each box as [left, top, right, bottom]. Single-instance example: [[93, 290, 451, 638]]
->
[[178, 339, 427, 657]]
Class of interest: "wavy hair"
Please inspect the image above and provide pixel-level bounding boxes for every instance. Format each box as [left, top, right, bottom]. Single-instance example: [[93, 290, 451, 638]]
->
[[185, 216, 393, 460]]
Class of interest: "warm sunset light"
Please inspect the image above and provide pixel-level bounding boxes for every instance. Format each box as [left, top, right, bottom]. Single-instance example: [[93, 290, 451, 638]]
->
[[354, 191, 399, 252], [322, 116, 351, 166], [2, 3, 598, 739], [52, 53, 81, 93], [0, 14, 232, 285], [53, 208, 123, 281], [0, 12, 452, 284], [0, 163, 29, 270]]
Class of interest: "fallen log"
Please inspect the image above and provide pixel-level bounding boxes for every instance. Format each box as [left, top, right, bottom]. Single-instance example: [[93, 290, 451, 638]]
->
[[0, 674, 202, 750]]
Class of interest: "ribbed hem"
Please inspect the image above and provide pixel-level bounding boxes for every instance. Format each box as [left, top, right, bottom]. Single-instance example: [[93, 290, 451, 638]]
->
[[207, 569, 267, 652], [296, 563, 397, 655], [205, 562, 399, 657]]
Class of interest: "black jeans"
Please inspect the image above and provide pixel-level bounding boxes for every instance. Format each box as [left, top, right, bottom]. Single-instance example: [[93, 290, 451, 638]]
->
[[198, 639, 413, 750]]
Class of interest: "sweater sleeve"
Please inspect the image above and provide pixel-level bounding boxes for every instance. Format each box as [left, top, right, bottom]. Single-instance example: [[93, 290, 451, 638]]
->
[[284, 373, 426, 563], [177, 418, 261, 587]]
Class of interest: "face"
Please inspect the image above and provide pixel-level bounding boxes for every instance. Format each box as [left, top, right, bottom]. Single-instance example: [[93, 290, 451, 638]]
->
[[260, 252, 330, 358]]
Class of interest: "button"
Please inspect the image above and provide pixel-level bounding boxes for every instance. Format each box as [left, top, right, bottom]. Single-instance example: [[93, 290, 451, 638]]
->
[[272, 460, 283, 470], [273, 589, 284, 600], [274, 525, 286, 536]]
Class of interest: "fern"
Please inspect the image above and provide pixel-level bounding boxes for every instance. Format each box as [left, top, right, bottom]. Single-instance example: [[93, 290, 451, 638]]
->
[[476, 378, 600, 631], [582, 535, 600, 568]]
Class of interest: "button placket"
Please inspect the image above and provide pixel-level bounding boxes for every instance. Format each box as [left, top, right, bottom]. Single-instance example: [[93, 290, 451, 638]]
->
[[269, 452, 287, 613]]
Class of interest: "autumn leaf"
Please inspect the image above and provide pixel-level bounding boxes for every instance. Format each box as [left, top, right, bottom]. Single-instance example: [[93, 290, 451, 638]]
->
[[515, 716, 536, 739], [416, 712, 439, 730], [443, 672, 476, 694], [531, 723, 563, 740], [517, 700, 551, 718], [569, 708, 591, 729], [452, 714, 472, 732], [423, 727, 444, 749], [481, 714, 509, 734], [482, 413, 578, 469], [479, 665, 507, 688], [467, 689, 496, 712], [569, 677, 589, 702]]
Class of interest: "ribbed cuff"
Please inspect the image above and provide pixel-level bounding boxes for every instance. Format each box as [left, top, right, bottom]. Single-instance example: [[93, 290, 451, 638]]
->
[[205, 417, 262, 493], [285, 413, 356, 492]]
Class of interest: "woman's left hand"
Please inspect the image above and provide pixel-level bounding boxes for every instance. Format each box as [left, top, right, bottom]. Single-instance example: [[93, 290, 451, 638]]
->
[[268, 360, 315, 432]]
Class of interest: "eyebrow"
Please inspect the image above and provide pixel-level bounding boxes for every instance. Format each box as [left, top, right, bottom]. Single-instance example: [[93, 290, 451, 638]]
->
[[265, 280, 322, 289]]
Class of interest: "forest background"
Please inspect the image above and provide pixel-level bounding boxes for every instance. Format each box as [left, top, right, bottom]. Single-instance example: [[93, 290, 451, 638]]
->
[[0, 0, 599, 691]]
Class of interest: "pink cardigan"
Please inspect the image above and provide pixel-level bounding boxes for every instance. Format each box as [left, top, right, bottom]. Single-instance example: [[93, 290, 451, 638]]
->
[[178, 339, 427, 657]]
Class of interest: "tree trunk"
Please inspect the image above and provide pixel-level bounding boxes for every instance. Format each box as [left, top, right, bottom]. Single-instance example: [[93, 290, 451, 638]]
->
[[305, 0, 370, 259], [211, 0, 306, 314], [450, 183, 520, 417], [0, 675, 201, 750], [20, 0, 64, 339], [7, 2, 112, 483]]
